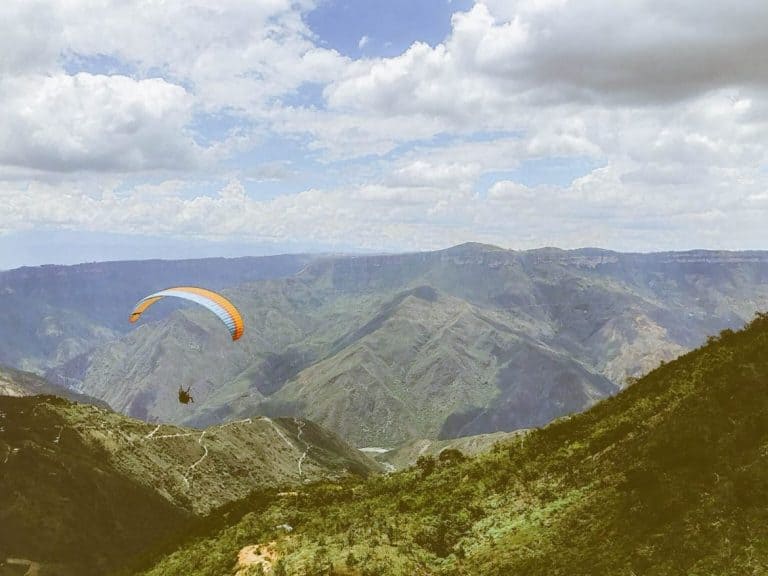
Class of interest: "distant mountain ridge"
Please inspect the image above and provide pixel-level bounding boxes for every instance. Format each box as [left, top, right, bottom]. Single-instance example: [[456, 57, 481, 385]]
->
[[0, 363, 110, 408], [0, 253, 316, 373], [7, 244, 768, 446], [42, 244, 768, 447]]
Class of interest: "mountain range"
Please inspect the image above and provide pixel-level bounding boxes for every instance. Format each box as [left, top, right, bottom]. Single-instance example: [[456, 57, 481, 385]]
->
[[0, 364, 109, 407], [0, 253, 314, 374], [44, 243, 768, 447]]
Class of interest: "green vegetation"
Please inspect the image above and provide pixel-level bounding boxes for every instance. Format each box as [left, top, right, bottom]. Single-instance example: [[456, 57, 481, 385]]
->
[[0, 396, 190, 576], [138, 313, 768, 575], [0, 386, 379, 575]]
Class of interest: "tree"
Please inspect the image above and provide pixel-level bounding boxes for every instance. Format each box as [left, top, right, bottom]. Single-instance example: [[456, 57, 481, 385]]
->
[[438, 448, 466, 465], [416, 455, 436, 477]]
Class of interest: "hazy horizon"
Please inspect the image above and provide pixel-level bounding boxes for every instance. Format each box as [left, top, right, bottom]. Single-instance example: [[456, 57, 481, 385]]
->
[[5, 232, 768, 272]]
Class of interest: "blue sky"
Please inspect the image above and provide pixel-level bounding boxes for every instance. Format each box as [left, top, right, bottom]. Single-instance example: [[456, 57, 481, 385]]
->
[[1, 0, 767, 268], [308, 0, 473, 58]]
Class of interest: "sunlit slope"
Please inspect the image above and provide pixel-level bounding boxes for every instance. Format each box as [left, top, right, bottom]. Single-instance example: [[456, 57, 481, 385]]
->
[[378, 429, 526, 470], [265, 287, 614, 446], [138, 314, 768, 575], [69, 245, 768, 445]]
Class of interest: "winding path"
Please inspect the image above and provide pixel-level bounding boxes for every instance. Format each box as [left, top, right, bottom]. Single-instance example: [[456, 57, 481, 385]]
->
[[14, 401, 311, 489], [295, 417, 309, 478], [262, 416, 309, 478], [5, 558, 40, 576]]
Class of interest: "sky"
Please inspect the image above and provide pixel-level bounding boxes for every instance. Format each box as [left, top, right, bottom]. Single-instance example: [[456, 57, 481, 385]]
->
[[1, 0, 767, 268]]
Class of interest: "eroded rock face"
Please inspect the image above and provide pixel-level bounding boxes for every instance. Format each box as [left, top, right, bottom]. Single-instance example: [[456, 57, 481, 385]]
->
[[236, 542, 279, 575]]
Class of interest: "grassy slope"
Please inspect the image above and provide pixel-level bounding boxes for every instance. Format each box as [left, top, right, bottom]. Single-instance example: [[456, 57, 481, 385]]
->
[[137, 313, 768, 575], [0, 396, 190, 576], [1, 396, 380, 512], [0, 394, 380, 575]]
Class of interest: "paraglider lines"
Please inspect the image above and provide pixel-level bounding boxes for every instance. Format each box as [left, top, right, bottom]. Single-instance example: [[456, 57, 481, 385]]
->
[[181, 430, 209, 487]]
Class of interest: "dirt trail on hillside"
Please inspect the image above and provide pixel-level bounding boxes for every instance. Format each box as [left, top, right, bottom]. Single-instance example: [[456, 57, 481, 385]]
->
[[5, 558, 41, 576], [294, 417, 309, 478], [262, 416, 307, 478]]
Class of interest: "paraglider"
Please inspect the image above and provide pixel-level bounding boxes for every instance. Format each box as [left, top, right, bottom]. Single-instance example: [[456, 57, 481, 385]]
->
[[129, 286, 244, 340], [178, 385, 194, 404], [129, 286, 244, 405]]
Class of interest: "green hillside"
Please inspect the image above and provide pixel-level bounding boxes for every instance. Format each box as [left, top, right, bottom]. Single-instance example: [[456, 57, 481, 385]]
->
[[0, 391, 379, 575], [0, 396, 190, 576], [137, 312, 768, 575]]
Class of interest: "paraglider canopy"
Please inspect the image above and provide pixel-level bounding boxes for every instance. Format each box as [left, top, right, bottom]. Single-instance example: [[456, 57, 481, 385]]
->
[[129, 286, 244, 340]]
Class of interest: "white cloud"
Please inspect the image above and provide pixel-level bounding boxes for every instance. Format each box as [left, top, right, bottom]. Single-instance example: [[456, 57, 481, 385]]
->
[[54, 0, 345, 113], [387, 160, 482, 188], [0, 2, 62, 75], [3, 158, 768, 253], [358, 35, 370, 50], [0, 0, 347, 173], [487, 180, 536, 201], [309, 1, 768, 153], [2, 0, 768, 256], [0, 73, 199, 172]]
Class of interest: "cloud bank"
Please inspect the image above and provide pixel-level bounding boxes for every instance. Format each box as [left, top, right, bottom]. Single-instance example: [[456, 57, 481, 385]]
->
[[2, 0, 767, 259]]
